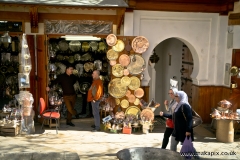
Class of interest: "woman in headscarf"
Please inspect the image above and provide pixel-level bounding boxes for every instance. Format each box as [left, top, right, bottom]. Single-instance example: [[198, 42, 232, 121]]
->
[[160, 90, 193, 151], [159, 87, 178, 149]]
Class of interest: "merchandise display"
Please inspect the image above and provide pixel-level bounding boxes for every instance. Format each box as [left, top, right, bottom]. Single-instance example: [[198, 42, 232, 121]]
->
[[103, 34, 156, 134]]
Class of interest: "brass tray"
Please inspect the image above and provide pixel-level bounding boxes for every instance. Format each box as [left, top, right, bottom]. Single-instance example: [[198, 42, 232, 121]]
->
[[89, 41, 98, 52], [107, 49, 119, 60], [134, 98, 140, 105], [98, 42, 107, 53], [108, 78, 128, 98], [134, 88, 144, 98], [112, 39, 125, 52], [56, 54, 64, 61], [127, 55, 145, 75], [119, 54, 130, 67], [110, 60, 117, 66], [58, 40, 69, 52], [123, 69, 130, 76], [82, 42, 90, 52], [106, 34, 117, 46], [68, 56, 74, 64], [128, 76, 140, 90], [115, 98, 120, 105], [80, 82, 91, 94], [141, 109, 154, 121], [69, 41, 81, 52], [84, 62, 94, 72], [81, 53, 92, 61], [74, 54, 81, 61], [121, 76, 131, 87], [125, 90, 131, 97], [112, 64, 124, 77], [131, 36, 149, 54], [128, 94, 136, 103], [120, 99, 129, 108], [125, 106, 141, 116]]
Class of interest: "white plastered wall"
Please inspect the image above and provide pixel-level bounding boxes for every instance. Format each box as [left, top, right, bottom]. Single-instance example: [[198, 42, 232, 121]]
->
[[124, 11, 229, 88]]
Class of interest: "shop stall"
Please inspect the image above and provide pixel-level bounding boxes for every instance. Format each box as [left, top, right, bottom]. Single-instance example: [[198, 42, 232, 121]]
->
[[0, 33, 35, 136], [98, 34, 159, 134]]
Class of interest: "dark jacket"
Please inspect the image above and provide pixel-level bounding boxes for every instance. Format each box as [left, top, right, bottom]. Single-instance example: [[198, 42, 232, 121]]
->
[[49, 73, 78, 96], [163, 103, 194, 142]]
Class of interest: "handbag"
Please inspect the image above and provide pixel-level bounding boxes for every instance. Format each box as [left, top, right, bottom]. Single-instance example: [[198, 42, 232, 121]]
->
[[166, 118, 174, 128], [180, 136, 195, 159], [182, 105, 203, 128]]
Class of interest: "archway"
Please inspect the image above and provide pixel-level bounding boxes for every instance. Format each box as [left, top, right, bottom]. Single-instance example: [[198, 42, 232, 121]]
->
[[147, 37, 199, 113]]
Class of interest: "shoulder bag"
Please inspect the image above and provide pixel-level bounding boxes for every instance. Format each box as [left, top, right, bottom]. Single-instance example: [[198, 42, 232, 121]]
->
[[166, 118, 174, 128], [182, 105, 203, 128]]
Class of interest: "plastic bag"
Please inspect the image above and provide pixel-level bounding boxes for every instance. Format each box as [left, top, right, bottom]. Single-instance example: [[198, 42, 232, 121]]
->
[[180, 136, 194, 159]]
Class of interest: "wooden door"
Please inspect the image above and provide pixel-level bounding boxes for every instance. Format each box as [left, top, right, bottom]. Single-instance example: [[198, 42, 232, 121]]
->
[[229, 49, 240, 111], [36, 35, 47, 113], [181, 45, 193, 105]]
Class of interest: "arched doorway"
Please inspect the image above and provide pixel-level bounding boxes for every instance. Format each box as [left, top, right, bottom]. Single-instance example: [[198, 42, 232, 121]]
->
[[148, 38, 194, 113]]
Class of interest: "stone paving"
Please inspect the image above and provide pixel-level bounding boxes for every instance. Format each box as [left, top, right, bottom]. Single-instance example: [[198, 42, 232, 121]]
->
[[0, 118, 240, 160]]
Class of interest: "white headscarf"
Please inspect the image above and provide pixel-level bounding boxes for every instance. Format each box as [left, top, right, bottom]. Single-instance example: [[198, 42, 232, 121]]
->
[[169, 87, 178, 105], [174, 91, 191, 112], [171, 87, 178, 95]]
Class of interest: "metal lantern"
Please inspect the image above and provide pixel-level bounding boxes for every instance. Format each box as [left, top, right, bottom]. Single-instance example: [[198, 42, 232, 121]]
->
[[0, 31, 12, 48], [149, 49, 159, 64]]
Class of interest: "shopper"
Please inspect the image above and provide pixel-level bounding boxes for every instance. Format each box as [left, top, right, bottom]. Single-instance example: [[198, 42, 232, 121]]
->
[[87, 70, 103, 132], [159, 88, 178, 149], [46, 64, 80, 127], [160, 91, 193, 151]]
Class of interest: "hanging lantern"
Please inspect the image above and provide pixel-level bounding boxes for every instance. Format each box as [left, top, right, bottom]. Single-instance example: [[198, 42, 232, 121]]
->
[[0, 31, 12, 48], [149, 49, 159, 64]]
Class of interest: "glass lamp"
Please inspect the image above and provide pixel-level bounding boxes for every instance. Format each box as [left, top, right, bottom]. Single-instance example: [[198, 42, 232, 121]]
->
[[0, 31, 12, 48]]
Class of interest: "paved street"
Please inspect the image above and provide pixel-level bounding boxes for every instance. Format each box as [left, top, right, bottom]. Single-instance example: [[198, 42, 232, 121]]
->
[[0, 118, 240, 160]]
